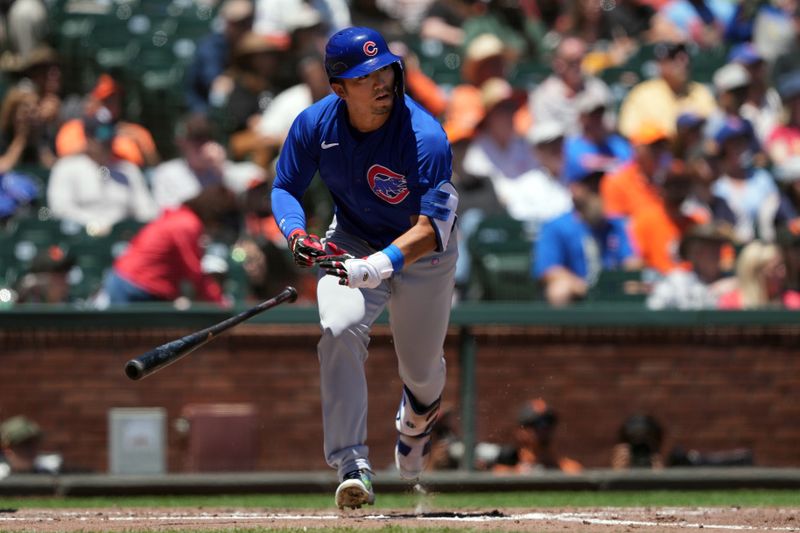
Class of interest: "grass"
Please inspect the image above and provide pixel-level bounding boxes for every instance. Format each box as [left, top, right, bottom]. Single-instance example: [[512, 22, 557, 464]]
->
[[0, 489, 798, 509]]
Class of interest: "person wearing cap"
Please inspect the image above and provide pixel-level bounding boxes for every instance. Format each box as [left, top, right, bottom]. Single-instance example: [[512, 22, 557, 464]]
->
[[601, 122, 673, 218], [703, 62, 760, 155], [563, 90, 633, 187], [711, 117, 778, 244], [185, 0, 255, 113], [0, 415, 62, 478], [151, 112, 266, 211], [220, 31, 286, 162], [55, 73, 160, 168], [47, 111, 158, 234], [618, 41, 716, 139], [728, 43, 781, 144], [491, 398, 582, 474], [493, 119, 572, 236], [463, 78, 538, 187], [766, 72, 800, 167], [530, 36, 613, 136], [533, 161, 639, 306], [646, 220, 736, 309]]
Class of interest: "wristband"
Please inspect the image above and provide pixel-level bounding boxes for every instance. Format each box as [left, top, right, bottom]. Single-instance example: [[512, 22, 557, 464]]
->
[[381, 244, 404, 272]]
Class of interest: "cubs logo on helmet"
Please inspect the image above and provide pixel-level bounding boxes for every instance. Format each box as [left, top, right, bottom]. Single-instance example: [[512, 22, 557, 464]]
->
[[363, 41, 378, 57], [367, 164, 409, 204]]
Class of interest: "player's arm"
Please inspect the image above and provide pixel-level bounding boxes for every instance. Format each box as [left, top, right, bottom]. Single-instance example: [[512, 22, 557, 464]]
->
[[271, 110, 325, 267], [319, 181, 458, 288]]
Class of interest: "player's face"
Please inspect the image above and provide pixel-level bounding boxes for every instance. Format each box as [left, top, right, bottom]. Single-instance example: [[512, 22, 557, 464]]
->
[[337, 65, 395, 117]]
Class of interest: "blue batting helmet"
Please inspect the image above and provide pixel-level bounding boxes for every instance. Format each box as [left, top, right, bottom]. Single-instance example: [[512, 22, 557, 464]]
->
[[325, 26, 402, 80]]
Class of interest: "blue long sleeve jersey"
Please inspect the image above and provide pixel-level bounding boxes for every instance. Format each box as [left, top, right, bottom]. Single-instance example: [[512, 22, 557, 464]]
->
[[271, 93, 453, 250]]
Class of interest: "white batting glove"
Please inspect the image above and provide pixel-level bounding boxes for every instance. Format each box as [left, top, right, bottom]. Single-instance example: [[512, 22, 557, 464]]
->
[[318, 252, 394, 288]]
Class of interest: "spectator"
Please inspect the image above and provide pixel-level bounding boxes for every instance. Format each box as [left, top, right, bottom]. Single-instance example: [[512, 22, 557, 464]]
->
[[711, 118, 778, 244], [0, 0, 48, 71], [770, 2, 800, 81], [502, 120, 572, 236], [14, 46, 62, 149], [461, 0, 543, 62], [611, 414, 665, 469], [56, 74, 160, 168], [718, 240, 797, 309], [628, 160, 708, 275], [185, 0, 255, 113], [776, 225, 800, 305], [765, 72, 800, 167], [47, 112, 158, 234], [97, 184, 237, 307], [704, 63, 763, 164], [151, 113, 266, 211], [601, 123, 673, 218], [13, 244, 73, 304], [0, 415, 62, 479], [646, 222, 735, 310], [419, 0, 485, 48], [728, 43, 782, 145], [254, 54, 332, 170], [771, 157, 800, 234], [530, 35, 613, 136], [463, 78, 538, 186], [618, 41, 716, 139], [492, 398, 583, 474], [558, 0, 639, 73], [563, 90, 633, 185], [254, 0, 351, 38], [0, 83, 55, 172], [533, 167, 639, 307], [658, 0, 734, 47], [219, 32, 285, 162]]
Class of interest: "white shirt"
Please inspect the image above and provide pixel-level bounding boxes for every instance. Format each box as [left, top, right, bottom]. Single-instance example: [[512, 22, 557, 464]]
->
[[253, 0, 351, 36], [47, 154, 157, 230], [530, 75, 613, 136], [493, 167, 573, 236], [257, 84, 313, 140], [151, 158, 266, 210], [463, 133, 539, 183]]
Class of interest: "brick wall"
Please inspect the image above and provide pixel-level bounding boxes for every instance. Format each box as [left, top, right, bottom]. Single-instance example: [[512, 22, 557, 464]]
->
[[0, 323, 797, 473]]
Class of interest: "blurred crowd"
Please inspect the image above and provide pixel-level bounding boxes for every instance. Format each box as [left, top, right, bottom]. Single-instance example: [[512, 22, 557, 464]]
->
[[1, 0, 800, 309]]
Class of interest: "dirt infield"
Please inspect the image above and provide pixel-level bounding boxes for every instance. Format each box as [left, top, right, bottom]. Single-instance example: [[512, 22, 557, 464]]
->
[[0, 506, 797, 532]]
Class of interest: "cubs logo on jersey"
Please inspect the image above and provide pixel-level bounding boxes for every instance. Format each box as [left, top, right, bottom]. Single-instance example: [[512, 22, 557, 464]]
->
[[367, 164, 409, 204]]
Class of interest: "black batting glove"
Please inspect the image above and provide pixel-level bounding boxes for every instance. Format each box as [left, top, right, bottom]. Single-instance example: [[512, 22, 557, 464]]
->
[[288, 229, 325, 267]]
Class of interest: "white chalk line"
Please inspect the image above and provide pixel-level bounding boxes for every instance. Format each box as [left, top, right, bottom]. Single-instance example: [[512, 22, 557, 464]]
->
[[0, 509, 796, 531]]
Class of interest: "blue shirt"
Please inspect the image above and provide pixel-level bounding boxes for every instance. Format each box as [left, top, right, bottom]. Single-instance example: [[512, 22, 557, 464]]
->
[[563, 134, 633, 184], [533, 211, 634, 282], [184, 33, 228, 113], [271, 93, 453, 249]]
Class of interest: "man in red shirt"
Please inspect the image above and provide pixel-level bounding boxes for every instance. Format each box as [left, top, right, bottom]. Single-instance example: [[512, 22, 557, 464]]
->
[[100, 185, 237, 306]]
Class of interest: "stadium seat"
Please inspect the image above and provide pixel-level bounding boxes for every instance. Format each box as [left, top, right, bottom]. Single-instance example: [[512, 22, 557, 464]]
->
[[467, 214, 542, 301]]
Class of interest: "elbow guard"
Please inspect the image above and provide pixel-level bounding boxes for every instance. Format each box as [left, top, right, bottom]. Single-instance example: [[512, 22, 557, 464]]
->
[[420, 181, 458, 252]]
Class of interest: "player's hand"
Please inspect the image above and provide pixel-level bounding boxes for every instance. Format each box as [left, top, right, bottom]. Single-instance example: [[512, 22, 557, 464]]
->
[[318, 256, 383, 289], [289, 229, 325, 267]]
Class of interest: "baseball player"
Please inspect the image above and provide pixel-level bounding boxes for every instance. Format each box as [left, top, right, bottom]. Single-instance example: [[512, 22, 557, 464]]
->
[[270, 26, 459, 509]]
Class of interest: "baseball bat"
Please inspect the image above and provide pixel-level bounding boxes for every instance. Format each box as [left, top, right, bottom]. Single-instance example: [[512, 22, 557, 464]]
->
[[124, 286, 298, 381]]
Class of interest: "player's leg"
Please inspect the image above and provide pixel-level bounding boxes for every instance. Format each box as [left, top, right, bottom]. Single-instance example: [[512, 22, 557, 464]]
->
[[388, 235, 458, 480], [317, 229, 389, 508]]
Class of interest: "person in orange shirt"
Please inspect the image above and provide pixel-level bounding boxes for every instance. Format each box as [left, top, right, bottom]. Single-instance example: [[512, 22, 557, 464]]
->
[[55, 74, 160, 168], [629, 161, 707, 274], [492, 398, 583, 475], [601, 123, 673, 218]]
